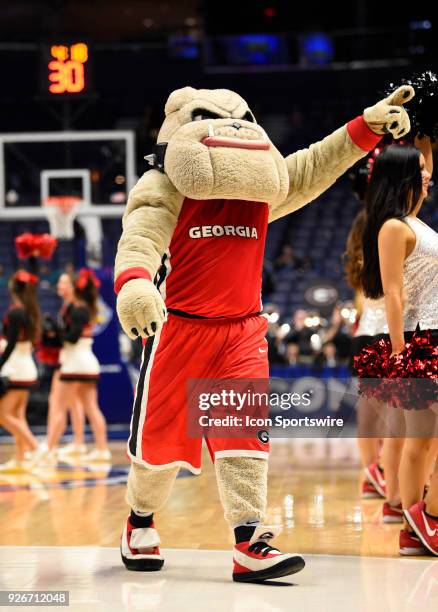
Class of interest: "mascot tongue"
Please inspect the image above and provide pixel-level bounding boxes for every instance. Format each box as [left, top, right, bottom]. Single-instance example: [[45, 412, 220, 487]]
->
[[201, 135, 270, 150]]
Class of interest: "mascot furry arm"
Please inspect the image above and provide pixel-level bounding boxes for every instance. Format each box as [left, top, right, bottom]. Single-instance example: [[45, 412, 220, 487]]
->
[[115, 85, 413, 338]]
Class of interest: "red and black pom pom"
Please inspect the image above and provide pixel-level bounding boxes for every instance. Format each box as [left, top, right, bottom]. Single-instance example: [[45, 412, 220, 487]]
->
[[355, 331, 437, 409]]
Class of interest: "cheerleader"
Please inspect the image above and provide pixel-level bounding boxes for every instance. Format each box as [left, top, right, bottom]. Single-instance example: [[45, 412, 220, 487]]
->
[[38, 273, 86, 458], [346, 207, 406, 522], [345, 210, 385, 496], [0, 270, 40, 471], [361, 136, 437, 555], [40, 270, 110, 462]]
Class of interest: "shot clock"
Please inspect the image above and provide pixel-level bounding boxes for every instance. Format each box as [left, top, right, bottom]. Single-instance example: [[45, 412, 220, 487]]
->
[[41, 41, 92, 96]]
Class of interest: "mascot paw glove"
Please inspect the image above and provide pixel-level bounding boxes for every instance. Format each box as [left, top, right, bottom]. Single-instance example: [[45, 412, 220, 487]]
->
[[363, 85, 415, 139], [116, 278, 167, 339]]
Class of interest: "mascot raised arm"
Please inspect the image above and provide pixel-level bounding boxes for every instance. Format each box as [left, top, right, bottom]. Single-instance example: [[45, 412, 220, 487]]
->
[[115, 85, 413, 582]]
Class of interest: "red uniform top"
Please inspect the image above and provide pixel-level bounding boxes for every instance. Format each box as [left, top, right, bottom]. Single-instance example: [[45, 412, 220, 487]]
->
[[156, 198, 268, 318]]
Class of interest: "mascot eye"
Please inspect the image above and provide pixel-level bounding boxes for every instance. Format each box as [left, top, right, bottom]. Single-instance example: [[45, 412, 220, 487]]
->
[[191, 108, 222, 122], [242, 111, 255, 123]]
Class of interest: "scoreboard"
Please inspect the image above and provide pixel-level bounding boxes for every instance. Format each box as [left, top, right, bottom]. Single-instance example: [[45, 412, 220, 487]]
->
[[42, 42, 91, 96]]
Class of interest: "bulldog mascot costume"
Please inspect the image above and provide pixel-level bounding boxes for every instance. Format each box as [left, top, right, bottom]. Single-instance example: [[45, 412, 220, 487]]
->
[[115, 85, 413, 582]]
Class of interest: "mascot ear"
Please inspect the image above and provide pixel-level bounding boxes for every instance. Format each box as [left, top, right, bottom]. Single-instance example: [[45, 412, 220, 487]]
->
[[165, 87, 197, 116]]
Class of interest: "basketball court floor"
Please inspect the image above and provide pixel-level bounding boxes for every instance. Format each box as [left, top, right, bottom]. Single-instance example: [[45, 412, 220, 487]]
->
[[1, 438, 437, 611]]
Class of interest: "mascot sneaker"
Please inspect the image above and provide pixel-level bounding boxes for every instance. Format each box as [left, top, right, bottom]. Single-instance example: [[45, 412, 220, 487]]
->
[[232, 525, 305, 582], [121, 516, 164, 571], [399, 529, 428, 556], [404, 501, 438, 556], [364, 462, 386, 498]]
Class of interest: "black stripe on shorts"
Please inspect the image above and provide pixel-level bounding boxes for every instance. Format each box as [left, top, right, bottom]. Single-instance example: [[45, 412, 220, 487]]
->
[[129, 335, 155, 457]]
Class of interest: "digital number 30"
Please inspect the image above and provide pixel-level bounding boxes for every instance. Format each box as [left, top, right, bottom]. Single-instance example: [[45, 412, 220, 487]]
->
[[48, 60, 85, 94]]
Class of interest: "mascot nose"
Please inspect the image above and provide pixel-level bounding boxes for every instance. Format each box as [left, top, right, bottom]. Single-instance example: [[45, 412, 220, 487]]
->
[[232, 122, 241, 130]]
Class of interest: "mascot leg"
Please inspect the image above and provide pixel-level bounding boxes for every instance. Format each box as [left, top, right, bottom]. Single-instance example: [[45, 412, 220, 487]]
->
[[215, 456, 305, 582], [121, 462, 179, 571]]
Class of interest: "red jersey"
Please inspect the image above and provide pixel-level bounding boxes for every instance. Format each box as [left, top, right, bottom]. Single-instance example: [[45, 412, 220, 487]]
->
[[156, 198, 268, 318]]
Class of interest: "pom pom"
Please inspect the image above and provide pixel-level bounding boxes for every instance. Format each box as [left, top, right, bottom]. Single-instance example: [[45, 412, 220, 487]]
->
[[15, 233, 57, 260], [385, 72, 438, 140], [35, 234, 58, 259], [15, 233, 37, 259], [355, 331, 438, 409]]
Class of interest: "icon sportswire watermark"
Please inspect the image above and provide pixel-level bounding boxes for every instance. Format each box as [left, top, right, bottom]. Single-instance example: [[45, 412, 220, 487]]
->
[[187, 377, 437, 439]]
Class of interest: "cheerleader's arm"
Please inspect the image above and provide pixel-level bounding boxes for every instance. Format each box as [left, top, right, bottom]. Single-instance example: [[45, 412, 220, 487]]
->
[[0, 309, 24, 369], [378, 219, 410, 355]]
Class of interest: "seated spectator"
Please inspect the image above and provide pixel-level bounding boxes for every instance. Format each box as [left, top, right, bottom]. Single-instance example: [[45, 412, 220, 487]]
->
[[314, 342, 338, 368], [322, 305, 352, 363], [274, 245, 313, 272], [285, 341, 301, 365], [284, 309, 315, 359], [264, 306, 285, 365], [274, 245, 296, 271]]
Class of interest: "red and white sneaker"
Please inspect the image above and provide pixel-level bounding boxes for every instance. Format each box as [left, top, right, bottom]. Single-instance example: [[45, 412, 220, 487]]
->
[[399, 529, 428, 556], [120, 516, 164, 571], [232, 525, 305, 583], [362, 480, 381, 499], [364, 462, 386, 498], [382, 501, 403, 523], [404, 501, 438, 556]]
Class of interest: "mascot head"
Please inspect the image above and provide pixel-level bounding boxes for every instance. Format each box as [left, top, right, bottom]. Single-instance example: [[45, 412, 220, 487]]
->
[[153, 87, 289, 204]]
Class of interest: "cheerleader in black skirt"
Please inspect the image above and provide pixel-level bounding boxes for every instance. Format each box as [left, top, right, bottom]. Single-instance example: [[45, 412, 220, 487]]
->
[[0, 271, 40, 471]]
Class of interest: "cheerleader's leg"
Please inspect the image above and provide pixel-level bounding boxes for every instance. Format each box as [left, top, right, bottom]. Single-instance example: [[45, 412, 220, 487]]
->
[[400, 409, 437, 529], [15, 390, 36, 459], [47, 380, 80, 449], [0, 390, 38, 455], [69, 398, 85, 447], [77, 382, 108, 451], [425, 457, 438, 516]]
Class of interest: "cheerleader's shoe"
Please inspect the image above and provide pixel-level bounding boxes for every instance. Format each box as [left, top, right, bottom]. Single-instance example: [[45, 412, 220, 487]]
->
[[404, 501, 438, 556], [382, 501, 403, 523], [0, 459, 28, 473], [27, 443, 57, 468], [57, 443, 87, 458], [364, 462, 386, 498], [232, 525, 305, 583], [399, 529, 428, 556], [362, 480, 381, 499], [121, 516, 164, 571], [84, 448, 112, 462]]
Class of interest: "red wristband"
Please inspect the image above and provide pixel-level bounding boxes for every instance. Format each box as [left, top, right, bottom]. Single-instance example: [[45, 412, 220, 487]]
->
[[347, 116, 383, 152], [114, 267, 152, 295]]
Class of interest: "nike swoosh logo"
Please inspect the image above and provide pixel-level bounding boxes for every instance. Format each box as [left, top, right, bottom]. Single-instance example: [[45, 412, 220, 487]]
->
[[422, 512, 438, 537], [375, 469, 385, 487], [258, 348, 267, 353]]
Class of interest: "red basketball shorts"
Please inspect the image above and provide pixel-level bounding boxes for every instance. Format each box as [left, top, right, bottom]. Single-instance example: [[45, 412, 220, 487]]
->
[[127, 313, 269, 474]]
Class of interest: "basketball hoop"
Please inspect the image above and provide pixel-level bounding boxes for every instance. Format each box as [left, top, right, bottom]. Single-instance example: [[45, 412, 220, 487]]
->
[[43, 196, 81, 239]]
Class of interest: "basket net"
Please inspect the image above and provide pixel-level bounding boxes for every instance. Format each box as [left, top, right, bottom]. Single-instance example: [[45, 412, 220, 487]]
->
[[43, 196, 80, 239]]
